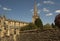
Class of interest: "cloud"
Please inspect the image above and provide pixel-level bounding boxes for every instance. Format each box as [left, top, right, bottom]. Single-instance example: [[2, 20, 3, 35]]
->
[[55, 10, 60, 13], [30, 9, 34, 13], [3, 7, 12, 11], [46, 13, 53, 16], [38, 10, 40, 14], [30, 9, 40, 14], [43, 8, 49, 12], [30, 9, 33, 12], [37, 3, 40, 7], [43, 1, 55, 4]]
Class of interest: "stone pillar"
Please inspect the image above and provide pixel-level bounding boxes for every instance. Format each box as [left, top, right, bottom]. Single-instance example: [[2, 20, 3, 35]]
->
[[1, 31, 4, 37], [7, 21, 10, 36], [13, 33, 16, 41], [16, 28, 19, 35], [1, 26, 4, 37], [11, 29, 14, 35], [1, 16, 6, 37], [7, 29, 10, 36]]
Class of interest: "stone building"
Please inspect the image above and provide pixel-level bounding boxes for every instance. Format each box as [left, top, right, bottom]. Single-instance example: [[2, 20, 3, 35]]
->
[[0, 16, 29, 37], [0, 0, 39, 39]]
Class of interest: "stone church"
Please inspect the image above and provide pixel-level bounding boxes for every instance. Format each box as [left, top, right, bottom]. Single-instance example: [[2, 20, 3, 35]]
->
[[0, 0, 39, 38]]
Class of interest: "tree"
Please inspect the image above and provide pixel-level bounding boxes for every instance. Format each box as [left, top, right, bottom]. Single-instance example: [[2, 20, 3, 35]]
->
[[54, 14, 60, 28], [35, 18, 43, 29], [44, 23, 52, 30], [51, 23, 55, 28]]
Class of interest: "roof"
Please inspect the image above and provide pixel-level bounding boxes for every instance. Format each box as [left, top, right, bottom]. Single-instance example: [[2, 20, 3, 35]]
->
[[6, 19, 30, 24]]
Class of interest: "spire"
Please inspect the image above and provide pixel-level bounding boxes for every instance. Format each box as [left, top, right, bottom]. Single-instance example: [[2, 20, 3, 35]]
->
[[32, 0, 39, 23], [34, 0, 38, 16]]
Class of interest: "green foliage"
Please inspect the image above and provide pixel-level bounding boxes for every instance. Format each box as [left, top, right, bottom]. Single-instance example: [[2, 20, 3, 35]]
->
[[20, 18, 43, 31], [20, 23, 37, 31], [43, 23, 53, 30], [51, 23, 56, 28], [35, 18, 43, 29]]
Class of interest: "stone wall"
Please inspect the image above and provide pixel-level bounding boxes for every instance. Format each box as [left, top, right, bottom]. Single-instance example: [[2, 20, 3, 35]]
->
[[19, 29, 60, 41], [0, 29, 60, 41]]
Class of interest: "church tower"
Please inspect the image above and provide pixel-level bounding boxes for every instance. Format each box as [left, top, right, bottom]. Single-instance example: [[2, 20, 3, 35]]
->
[[32, 0, 39, 23]]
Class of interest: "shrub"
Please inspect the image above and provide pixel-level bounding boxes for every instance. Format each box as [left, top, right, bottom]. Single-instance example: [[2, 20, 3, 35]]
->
[[35, 18, 43, 30], [20, 23, 37, 31]]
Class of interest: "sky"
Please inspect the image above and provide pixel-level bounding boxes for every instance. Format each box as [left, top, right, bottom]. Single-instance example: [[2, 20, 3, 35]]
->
[[0, 0, 60, 25]]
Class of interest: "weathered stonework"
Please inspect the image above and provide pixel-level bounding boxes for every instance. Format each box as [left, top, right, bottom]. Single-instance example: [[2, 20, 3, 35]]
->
[[19, 29, 60, 41], [0, 16, 29, 38]]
